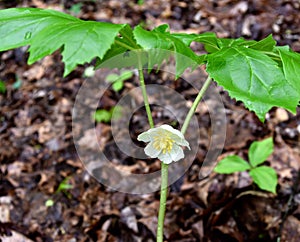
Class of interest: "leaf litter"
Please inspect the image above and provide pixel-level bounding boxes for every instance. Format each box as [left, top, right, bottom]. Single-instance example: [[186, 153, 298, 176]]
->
[[0, 0, 300, 241]]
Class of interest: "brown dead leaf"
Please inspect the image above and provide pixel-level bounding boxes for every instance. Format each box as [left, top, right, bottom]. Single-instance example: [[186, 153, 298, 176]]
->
[[0, 230, 34, 242], [23, 65, 44, 81], [280, 216, 300, 242]]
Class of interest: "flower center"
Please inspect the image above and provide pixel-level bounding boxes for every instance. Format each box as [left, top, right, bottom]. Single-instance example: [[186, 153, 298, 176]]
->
[[153, 132, 174, 154]]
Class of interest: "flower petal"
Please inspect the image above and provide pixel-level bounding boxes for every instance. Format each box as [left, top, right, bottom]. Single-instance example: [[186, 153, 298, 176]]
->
[[170, 144, 185, 161], [160, 124, 184, 139], [144, 142, 161, 158], [171, 134, 190, 149], [160, 124, 190, 149], [158, 152, 173, 164], [137, 131, 151, 142]]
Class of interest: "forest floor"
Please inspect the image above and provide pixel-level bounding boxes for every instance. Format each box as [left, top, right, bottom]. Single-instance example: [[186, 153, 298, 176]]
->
[[0, 0, 300, 241]]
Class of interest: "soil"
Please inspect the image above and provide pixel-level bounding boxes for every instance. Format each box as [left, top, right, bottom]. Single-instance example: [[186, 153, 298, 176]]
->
[[0, 0, 300, 241]]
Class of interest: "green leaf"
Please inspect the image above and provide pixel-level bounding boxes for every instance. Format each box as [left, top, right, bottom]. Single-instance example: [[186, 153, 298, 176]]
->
[[115, 70, 133, 83], [206, 46, 299, 121], [97, 48, 148, 69], [249, 137, 274, 167], [171, 32, 219, 53], [106, 73, 119, 82], [0, 81, 6, 93], [277, 46, 300, 95], [249, 166, 277, 193], [217, 37, 249, 49], [137, 0, 144, 5], [95, 24, 140, 68], [57, 176, 73, 192], [112, 81, 124, 92], [133, 25, 199, 77], [214, 155, 251, 174], [0, 8, 128, 76], [106, 70, 132, 91], [247, 35, 276, 51], [93, 109, 112, 123]]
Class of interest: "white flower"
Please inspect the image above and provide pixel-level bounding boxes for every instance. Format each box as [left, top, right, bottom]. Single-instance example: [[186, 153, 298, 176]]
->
[[137, 124, 190, 164]]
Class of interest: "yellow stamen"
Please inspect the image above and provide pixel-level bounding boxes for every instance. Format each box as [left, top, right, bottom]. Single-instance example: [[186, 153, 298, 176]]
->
[[153, 131, 174, 154]]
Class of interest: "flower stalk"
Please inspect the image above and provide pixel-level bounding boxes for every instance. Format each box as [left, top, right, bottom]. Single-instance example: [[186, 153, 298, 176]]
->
[[137, 55, 212, 241], [137, 51, 154, 129], [156, 162, 168, 242], [181, 76, 212, 135]]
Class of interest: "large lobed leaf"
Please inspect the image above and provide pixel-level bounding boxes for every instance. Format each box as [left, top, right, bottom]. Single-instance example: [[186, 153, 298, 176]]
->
[[277, 46, 300, 93], [133, 24, 200, 78], [174, 32, 300, 121], [0, 8, 128, 76], [0, 8, 299, 122], [206, 45, 299, 121]]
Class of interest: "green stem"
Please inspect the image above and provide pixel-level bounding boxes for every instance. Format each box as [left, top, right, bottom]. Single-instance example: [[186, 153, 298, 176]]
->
[[137, 52, 154, 128], [137, 50, 212, 241], [181, 76, 212, 135], [136, 51, 167, 242], [156, 75, 212, 242], [156, 163, 168, 242]]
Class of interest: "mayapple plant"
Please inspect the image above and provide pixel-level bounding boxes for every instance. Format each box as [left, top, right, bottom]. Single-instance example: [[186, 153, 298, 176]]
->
[[1, 7, 300, 242]]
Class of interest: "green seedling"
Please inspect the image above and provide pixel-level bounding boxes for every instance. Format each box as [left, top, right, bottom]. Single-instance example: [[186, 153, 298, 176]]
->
[[93, 108, 113, 123], [93, 106, 122, 123], [106, 70, 133, 92], [137, 0, 144, 6], [44, 176, 74, 207], [214, 137, 277, 194], [0, 80, 6, 93], [56, 176, 74, 192]]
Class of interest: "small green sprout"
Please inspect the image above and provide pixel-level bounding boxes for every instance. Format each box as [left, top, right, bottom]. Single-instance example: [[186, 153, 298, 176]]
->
[[56, 176, 74, 199], [137, 0, 144, 5], [56, 176, 73, 193], [44, 177, 74, 207], [214, 137, 277, 194], [0, 80, 6, 93], [106, 70, 133, 92], [93, 108, 113, 123], [93, 106, 122, 123]]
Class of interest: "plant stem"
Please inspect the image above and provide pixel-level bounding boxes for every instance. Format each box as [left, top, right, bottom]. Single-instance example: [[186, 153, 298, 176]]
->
[[136, 51, 167, 242], [156, 162, 168, 242], [137, 52, 154, 128], [137, 51, 212, 241], [156, 76, 212, 242], [181, 76, 212, 135]]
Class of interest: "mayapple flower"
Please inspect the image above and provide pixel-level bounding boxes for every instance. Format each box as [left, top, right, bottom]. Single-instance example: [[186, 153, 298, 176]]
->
[[137, 124, 190, 164]]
